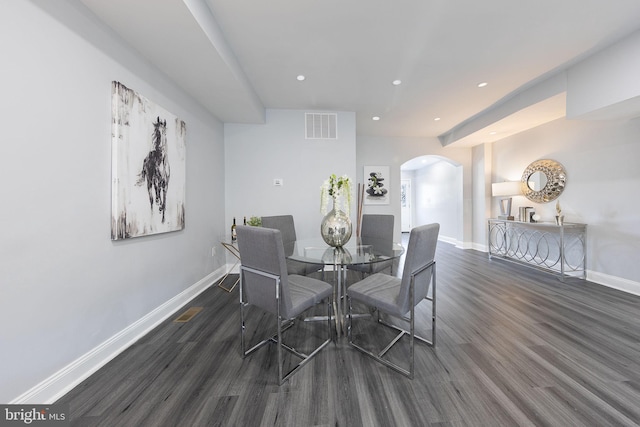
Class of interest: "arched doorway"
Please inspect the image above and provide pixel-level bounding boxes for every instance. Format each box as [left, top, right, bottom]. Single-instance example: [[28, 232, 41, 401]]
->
[[400, 155, 463, 246]]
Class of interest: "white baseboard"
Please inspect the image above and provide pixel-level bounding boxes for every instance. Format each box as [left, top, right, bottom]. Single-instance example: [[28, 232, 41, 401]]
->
[[441, 242, 640, 297], [470, 242, 488, 252], [439, 235, 459, 247], [228, 262, 240, 274], [439, 235, 474, 250], [11, 266, 227, 404], [587, 270, 640, 297]]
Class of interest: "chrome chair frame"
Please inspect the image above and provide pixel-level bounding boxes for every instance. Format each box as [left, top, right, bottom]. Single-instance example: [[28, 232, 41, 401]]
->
[[347, 260, 436, 379], [240, 264, 332, 385]]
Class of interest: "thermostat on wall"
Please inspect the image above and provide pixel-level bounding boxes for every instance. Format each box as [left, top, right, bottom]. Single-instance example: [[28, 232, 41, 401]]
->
[[273, 178, 283, 186]]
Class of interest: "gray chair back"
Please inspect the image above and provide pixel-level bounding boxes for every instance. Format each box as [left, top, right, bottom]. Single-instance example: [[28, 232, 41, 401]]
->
[[262, 214, 324, 276], [262, 215, 298, 257], [397, 223, 439, 314], [236, 225, 294, 318], [361, 214, 394, 256], [261, 215, 297, 244], [361, 214, 394, 243]]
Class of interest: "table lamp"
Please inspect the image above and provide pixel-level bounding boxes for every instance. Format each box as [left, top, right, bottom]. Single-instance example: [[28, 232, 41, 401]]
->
[[492, 181, 521, 220]]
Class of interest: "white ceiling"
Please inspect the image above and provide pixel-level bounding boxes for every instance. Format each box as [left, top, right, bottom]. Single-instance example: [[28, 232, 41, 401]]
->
[[80, 0, 640, 146]]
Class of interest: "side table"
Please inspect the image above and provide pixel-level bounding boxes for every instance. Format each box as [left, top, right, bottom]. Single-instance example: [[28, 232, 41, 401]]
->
[[218, 240, 240, 292]]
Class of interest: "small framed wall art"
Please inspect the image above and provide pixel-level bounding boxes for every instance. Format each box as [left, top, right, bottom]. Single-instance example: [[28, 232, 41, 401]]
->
[[363, 165, 390, 205]]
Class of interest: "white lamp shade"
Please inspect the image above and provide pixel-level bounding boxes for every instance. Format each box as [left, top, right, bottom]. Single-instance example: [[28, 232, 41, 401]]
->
[[492, 181, 521, 197]]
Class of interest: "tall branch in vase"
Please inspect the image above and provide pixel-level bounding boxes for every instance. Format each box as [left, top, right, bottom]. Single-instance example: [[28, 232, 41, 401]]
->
[[356, 183, 364, 237]]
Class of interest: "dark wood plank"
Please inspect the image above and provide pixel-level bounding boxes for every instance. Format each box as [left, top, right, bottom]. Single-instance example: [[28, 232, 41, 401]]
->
[[57, 241, 640, 426]]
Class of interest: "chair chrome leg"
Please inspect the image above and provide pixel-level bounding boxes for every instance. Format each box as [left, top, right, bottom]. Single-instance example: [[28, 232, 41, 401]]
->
[[240, 302, 246, 357], [238, 241, 332, 385], [347, 262, 436, 379], [240, 273, 245, 357], [378, 331, 405, 358], [409, 272, 415, 379], [280, 297, 333, 384], [347, 296, 352, 342], [277, 315, 284, 385], [432, 264, 436, 347], [328, 298, 333, 342]]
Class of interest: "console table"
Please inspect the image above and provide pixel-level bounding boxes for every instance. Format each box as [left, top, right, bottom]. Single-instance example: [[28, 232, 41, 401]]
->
[[487, 219, 587, 281]]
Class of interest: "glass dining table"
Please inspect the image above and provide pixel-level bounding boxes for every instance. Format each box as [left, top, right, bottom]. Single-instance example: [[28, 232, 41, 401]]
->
[[287, 237, 405, 335]]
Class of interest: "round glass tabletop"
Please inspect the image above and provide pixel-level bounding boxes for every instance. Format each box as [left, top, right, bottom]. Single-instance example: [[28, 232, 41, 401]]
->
[[287, 237, 404, 266]]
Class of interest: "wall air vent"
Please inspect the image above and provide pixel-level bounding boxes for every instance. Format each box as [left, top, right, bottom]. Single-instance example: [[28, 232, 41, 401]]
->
[[305, 113, 337, 139]]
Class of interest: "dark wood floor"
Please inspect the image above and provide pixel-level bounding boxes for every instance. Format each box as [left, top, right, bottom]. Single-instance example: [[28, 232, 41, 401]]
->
[[57, 240, 640, 426]]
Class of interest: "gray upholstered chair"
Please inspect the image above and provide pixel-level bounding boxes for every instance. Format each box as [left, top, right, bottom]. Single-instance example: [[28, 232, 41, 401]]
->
[[236, 225, 333, 385], [348, 214, 395, 278], [347, 223, 439, 379], [261, 215, 324, 277]]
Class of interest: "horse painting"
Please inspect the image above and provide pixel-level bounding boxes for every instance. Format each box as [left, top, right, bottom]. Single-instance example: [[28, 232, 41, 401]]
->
[[111, 81, 186, 240], [137, 116, 171, 223]]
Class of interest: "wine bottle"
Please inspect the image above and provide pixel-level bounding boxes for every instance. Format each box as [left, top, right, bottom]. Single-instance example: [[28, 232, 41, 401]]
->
[[231, 217, 237, 242], [243, 216, 247, 226]]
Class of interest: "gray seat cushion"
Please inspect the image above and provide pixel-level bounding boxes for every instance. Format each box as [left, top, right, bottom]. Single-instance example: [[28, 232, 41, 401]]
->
[[347, 273, 406, 318], [287, 274, 333, 318], [287, 258, 324, 276]]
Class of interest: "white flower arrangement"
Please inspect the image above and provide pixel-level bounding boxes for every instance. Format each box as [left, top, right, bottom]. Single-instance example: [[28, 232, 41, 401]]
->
[[320, 174, 352, 215]]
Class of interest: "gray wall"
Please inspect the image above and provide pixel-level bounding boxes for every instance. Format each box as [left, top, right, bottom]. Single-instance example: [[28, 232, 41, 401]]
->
[[411, 161, 462, 245], [472, 144, 492, 250], [358, 118, 640, 295], [225, 109, 357, 240], [491, 116, 640, 291], [356, 135, 472, 245], [1, 1, 226, 402]]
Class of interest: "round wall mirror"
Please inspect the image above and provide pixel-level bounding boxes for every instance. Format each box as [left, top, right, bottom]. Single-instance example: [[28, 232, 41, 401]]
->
[[527, 171, 547, 191], [521, 159, 566, 203]]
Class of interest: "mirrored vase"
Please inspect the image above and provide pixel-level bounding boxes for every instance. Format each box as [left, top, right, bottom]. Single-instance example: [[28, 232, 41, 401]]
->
[[320, 208, 352, 247]]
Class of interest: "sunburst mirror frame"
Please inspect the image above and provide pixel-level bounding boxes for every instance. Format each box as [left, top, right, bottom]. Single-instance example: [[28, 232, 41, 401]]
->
[[520, 159, 567, 203]]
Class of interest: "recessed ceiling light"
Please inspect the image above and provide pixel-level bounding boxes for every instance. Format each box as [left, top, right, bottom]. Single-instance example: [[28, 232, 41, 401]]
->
[[372, 116, 380, 121], [296, 75, 305, 81], [434, 117, 441, 121], [392, 80, 402, 86], [489, 131, 497, 135], [477, 82, 488, 88]]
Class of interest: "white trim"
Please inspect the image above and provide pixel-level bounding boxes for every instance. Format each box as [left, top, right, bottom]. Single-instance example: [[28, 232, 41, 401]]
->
[[11, 267, 227, 404], [228, 261, 240, 274], [471, 242, 488, 252], [456, 241, 475, 250], [443, 242, 640, 297], [437, 235, 475, 250], [439, 235, 458, 246], [587, 270, 640, 297]]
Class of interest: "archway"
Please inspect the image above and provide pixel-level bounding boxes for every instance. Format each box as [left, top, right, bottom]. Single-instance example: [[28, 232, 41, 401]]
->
[[400, 155, 463, 246]]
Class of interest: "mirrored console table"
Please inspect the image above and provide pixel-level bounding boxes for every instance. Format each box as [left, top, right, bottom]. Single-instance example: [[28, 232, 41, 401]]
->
[[488, 219, 587, 281]]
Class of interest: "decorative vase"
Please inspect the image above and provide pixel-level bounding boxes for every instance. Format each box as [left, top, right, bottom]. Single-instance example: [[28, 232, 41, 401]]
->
[[321, 208, 352, 247]]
